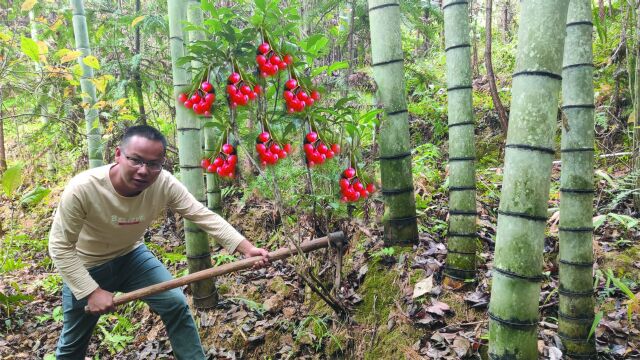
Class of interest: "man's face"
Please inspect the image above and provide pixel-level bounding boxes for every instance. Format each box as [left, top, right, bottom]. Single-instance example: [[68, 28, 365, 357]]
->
[[114, 136, 165, 195]]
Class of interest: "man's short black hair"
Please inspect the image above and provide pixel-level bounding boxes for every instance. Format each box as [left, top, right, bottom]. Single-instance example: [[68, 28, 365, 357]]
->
[[121, 125, 167, 152]]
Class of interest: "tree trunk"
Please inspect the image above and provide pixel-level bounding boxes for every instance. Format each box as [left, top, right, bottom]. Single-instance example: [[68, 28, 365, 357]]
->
[[133, 0, 146, 125], [487, 0, 570, 358], [485, 0, 509, 133], [502, 0, 510, 42], [30, 11, 56, 176], [558, 1, 597, 357], [367, 0, 419, 245], [0, 86, 6, 172], [169, 0, 216, 309], [634, 5, 640, 211], [443, 0, 477, 284], [471, 0, 480, 77], [70, 0, 102, 168], [598, 0, 605, 22]]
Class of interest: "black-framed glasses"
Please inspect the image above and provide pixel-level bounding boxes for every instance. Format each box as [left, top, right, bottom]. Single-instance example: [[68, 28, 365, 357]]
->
[[122, 151, 165, 172]]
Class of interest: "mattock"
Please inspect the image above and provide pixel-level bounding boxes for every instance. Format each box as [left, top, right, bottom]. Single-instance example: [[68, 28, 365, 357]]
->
[[88, 231, 347, 310]]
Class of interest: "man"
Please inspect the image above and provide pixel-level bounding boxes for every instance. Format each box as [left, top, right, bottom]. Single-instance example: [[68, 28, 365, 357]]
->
[[49, 125, 269, 359]]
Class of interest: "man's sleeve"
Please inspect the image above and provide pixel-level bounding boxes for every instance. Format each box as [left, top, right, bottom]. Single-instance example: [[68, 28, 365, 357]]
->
[[166, 174, 245, 253], [48, 184, 99, 300]]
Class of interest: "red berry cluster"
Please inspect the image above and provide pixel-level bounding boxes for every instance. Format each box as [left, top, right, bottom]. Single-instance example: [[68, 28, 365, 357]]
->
[[226, 72, 262, 108], [255, 131, 291, 166], [283, 79, 320, 113], [339, 167, 376, 202], [256, 42, 292, 78], [201, 143, 237, 178], [303, 132, 340, 167], [178, 81, 216, 116]]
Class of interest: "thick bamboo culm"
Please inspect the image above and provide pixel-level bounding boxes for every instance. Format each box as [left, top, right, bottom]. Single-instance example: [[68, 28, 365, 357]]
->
[[112, 231, 346, 307]]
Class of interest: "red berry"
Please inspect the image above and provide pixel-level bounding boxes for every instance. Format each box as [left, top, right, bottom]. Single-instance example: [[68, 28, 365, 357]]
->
[[317, 143, 328, 154], [305, 98, 314, 107], [258, 42, 270, 54], [207, 164, 217, 173], [227, 154, 237, 165], [213, 157, 224, 167], [256, 143, 267, 153], [277, 61, 288, 70], [184, 100, 193, 108], [339, 178, 350, 190], [310, 90, 320, 101], [204, 93, 216, 104], [258, 132, 270, 143], [270, 143, 281, 153], [227, 84, 237, 95], [201, 158, 211, 169], [228, 72, 241, 84], [191, 93, 201, 103], [178, 93, 188, 103], [366, 183, 376, 193], [222, 143, 234, 155], [305, 132, 318, 143], [297, 91, 309, 101], [204, 111, 211, 117], [326, 150, 334, 159], [256, 54, 267, 65], [283, 143, 292, 153], [303, 143, 314, 154], [283, 54, 293, 65], [240, 85, 252, 95], [344, 167, 356, 179], [285, 79, 298, 90], [283, 90, 295, 101], [253, 85, 263, 95], [353, 181, 364, 192], [269, 55, 281, 65], [201, 82, 213, 93], [331, 143, 340, 154]]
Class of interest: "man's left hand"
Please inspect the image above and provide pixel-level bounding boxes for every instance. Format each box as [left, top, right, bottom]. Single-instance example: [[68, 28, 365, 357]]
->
[[236, 239, 270, 268]]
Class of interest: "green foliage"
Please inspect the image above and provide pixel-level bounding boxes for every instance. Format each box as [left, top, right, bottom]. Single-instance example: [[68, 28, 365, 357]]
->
[[371, 247, 395, 260], [1, 164, 24, 198], [0, 282, 33, 317], [605, 269, 639, 323], [229, 296, 266, 315], [19, 185, 51, 207], [38, 274, 63, 295], [295, 315, 342, 352], [35, 305, 64, 324], [211, 253, 237, 266]]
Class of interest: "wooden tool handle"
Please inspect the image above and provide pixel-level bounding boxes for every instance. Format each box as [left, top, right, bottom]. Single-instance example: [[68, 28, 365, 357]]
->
[[111, 231, 345, 307]]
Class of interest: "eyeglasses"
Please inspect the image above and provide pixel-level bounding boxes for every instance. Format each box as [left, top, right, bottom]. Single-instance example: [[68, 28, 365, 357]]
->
[[122, 151, 165, 172]]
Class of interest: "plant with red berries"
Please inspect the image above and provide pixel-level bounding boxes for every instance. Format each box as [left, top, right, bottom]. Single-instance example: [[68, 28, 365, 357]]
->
[[303, 129, 340, 167], [283, 77, 320, 113], [226, 70, 261, 109], [339, 165, 376, 202], [255, 42, 293, 78], [178, 79, 216, 116], [201, 133, 237, 178], [255, 130, 291, 167]]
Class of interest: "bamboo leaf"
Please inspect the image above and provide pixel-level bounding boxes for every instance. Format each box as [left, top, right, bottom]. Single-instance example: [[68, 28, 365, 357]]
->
[[1, 165, 24, 198], [593, 215, 606, 230], [587, 311, 603, 340], [21, 0, 37, 12], [19, 185, 51, 207], [20, 36, 39, 62], [131, 15, 145, 28], [327, 61, 348, 73], [83, 55, 100, 70]]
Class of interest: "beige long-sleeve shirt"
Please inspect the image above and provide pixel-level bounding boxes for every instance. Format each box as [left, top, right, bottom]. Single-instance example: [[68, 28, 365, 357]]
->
[[48, 164, 244, 300]]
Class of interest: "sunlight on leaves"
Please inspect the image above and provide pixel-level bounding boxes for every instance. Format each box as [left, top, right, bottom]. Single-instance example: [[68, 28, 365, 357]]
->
[[21, 0, 37, 12], [131, 15, 145, 27], [20, 36, 39, 62], [83, 55, 100, 70]]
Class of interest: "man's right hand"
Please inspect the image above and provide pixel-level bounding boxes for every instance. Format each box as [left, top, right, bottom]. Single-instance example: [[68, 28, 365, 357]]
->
[[84, 287, 115, 315]]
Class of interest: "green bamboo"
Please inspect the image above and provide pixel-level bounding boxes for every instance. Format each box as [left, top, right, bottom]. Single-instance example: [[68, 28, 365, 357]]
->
[[70, 0, 102, 168], [168, 0, 216, 309], [488, 0, 570, 358], [30, 11, 56, 176], [443, 0, 477, 282], [559, 1, 597, 358], [367, 0, 418, 245]]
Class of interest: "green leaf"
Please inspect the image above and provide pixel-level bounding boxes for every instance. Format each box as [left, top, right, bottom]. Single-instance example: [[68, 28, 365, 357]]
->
[[19, 185, 51, 207], [83, 55, 100, 70], [587, 311, 603, 340], [593, 215, 606, 230], [327, 61, 348, 73], [1, 165, 23, 198], [20, 36, 39, 62], [255, 0, 266, 12], [310, 65, 328, 77]]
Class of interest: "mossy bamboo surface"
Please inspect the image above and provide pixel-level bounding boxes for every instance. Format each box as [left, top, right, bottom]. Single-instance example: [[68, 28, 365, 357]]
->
[[488, 0, 570, 358], [367, 0, 418, 245], [443, 0, 477, 282], [559, 0, 596, 357], [169, 0, 216, 309], [70, 0, 102, 168]]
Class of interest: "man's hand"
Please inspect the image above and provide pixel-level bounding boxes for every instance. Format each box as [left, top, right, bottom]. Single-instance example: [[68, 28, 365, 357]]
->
[[84, 287, 115, 315], [235, 239, 270, 268]]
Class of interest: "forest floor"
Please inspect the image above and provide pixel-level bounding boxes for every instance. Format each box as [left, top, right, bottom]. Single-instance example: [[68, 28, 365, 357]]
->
[[0, 160, 639, 360]]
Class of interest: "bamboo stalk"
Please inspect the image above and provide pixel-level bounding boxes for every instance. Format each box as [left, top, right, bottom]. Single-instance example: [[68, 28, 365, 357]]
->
[[111, 231, 345, 307]]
